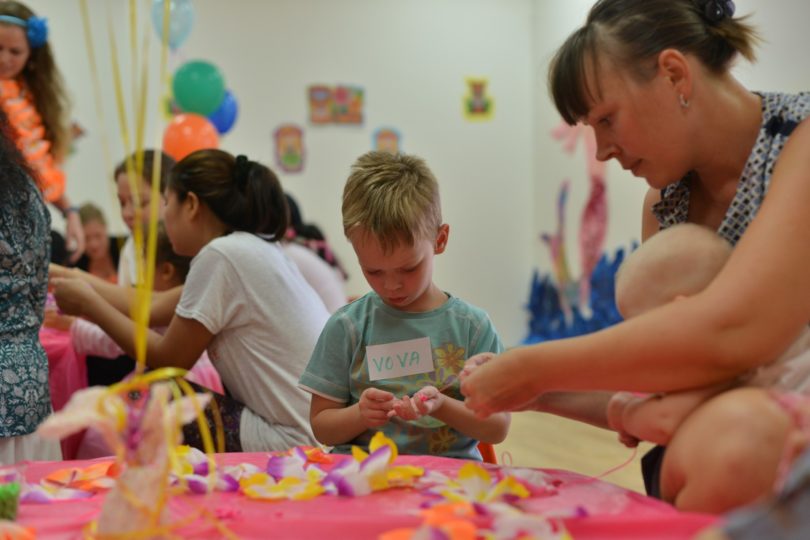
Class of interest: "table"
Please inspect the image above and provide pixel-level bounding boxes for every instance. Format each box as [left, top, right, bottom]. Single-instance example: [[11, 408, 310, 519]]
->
[[39, 327, 87, 460], [17, 453, 718, 539]]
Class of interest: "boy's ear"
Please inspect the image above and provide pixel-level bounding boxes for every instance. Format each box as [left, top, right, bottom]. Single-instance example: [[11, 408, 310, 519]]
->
[[434, 224, 450, 254]]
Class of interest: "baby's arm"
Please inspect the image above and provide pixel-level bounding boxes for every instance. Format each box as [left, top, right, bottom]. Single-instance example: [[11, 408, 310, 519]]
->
[[615, 383, 734, 446], [309, 388, 396, 447]]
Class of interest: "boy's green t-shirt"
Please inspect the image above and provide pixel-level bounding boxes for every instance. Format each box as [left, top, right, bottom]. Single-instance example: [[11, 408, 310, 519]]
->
[[299, 292, 503, 460]]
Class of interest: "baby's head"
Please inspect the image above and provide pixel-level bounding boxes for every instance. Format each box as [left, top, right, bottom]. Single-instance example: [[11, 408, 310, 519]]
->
[[615, 223, 732, 319], [114, 150, 176, 233], [153, 222, 191, 291], [342, 151, 443, 252]]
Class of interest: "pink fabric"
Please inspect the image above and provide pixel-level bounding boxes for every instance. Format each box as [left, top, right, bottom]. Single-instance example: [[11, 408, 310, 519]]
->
[[184, 354, 224, 394], [39, 327, 87, 460], [17, 454, 718, 539]]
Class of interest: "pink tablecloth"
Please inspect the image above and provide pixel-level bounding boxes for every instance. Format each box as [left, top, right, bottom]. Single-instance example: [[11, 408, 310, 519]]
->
[[39, 328, 87, 460], [17, 453, 718, 539]]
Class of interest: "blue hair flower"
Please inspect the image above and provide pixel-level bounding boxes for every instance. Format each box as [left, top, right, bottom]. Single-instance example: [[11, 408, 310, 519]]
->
[[25, 16, 48, 48]]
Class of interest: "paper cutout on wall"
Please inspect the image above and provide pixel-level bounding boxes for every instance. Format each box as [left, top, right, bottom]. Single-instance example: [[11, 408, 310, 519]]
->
[[373, 128, 401, 154], [540, 180, 575, 322], [308, 85, 365, 125], [274, 124, 305, 173], [463, 78, 494, 121], [551, 122, 608, 313], [308, 86, 333, 125], [526, 121, 621, 344]]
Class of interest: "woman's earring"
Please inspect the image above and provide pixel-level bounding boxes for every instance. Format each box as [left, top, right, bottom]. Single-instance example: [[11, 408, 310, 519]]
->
[[679, 94, 690, 109]]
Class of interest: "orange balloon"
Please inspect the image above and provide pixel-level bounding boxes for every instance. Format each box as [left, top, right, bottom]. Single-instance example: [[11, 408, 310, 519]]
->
[[162, 113, 219, 161]]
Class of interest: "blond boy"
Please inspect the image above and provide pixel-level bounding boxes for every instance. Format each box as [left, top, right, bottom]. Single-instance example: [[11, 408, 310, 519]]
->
[[298, 152, 509, 459]]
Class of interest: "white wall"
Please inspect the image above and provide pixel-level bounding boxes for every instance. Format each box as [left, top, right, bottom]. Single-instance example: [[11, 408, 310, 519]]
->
[[25, 0, 810, 347], [531, 0, 810, 279], [29, 0, 535, 346]]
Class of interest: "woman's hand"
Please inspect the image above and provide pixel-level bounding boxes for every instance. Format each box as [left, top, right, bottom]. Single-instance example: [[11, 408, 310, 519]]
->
[[459, 352, 496, 381], [388, 386, 444, 420], [52, 277, 99, 317], [461, 348, 541, 418]]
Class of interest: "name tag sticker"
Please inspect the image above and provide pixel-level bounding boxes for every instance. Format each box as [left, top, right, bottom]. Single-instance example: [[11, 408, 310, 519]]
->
[[366, 337, 434, 381]]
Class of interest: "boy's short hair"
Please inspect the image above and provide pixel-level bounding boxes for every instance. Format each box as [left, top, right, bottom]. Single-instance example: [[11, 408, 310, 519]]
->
[[615, 223, 732, 319], [342, 151, 441, 252]]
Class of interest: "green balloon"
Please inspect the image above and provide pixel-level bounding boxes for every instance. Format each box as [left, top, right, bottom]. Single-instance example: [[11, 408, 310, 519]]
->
[[172, 60, 226, 117]]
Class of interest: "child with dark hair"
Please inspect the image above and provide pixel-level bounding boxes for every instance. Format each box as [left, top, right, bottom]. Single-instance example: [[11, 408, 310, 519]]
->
[[283, 193, 347, 313], [54, 150, 328, 452], [114, 149, 176, 285], [285, 193, 349, 280]]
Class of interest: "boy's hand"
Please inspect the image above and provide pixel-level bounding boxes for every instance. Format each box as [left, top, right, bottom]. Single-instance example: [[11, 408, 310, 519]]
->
[[388, 386, 444, 421], [358, 387, 395, 428], [459, 352, 496, 381], [52, 278, 99, 318], [607, 391, 641, 448]]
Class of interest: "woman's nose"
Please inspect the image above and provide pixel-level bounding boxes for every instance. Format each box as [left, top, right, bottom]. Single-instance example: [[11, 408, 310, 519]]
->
[[595, 134, 618, 162]]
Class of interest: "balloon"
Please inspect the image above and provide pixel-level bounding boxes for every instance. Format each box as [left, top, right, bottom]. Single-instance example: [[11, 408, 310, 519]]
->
[[162, 113, 219, 161], [172, 60, 226, 117], [207, 90, 238, 134], [151, 0, 195, 50]]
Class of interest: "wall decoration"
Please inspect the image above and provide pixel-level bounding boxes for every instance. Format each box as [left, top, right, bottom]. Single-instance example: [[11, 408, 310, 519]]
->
[[274, 124, 305, 173], [308, 84, 365, 125], [333, 85, 364, 124], [308, 85, 333, 125], [525, 122, 628, 344], [463, 78, 494, 121], [373, 127, 401, 154]]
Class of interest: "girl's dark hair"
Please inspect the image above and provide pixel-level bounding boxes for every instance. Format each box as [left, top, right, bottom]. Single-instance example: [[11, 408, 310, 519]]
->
[[0, 1, 71, 160], [155, 221, 191, 282], [286, 193, 326, 241], [168, 149, 288, 239], [285, 193, 348, 279], [113, 150, 175, 191], [549, 0, 760, 124]]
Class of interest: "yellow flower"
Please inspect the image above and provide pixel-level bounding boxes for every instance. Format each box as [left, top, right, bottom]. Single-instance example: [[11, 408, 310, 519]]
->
[[428, 426, 457, 455], [434, 343, 466, 373]]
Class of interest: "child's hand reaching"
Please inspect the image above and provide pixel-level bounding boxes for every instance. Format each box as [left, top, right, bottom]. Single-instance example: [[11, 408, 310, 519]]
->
[[459, 352, 496, 381], [388, 386, 444, 421], [52, 278, 100, 318], [358, 387, 395, 428]]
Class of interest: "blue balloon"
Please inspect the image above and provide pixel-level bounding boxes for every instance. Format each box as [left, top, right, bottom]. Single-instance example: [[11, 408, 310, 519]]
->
[[151, 0, 195, 50], [207, 90, 238, 134]]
